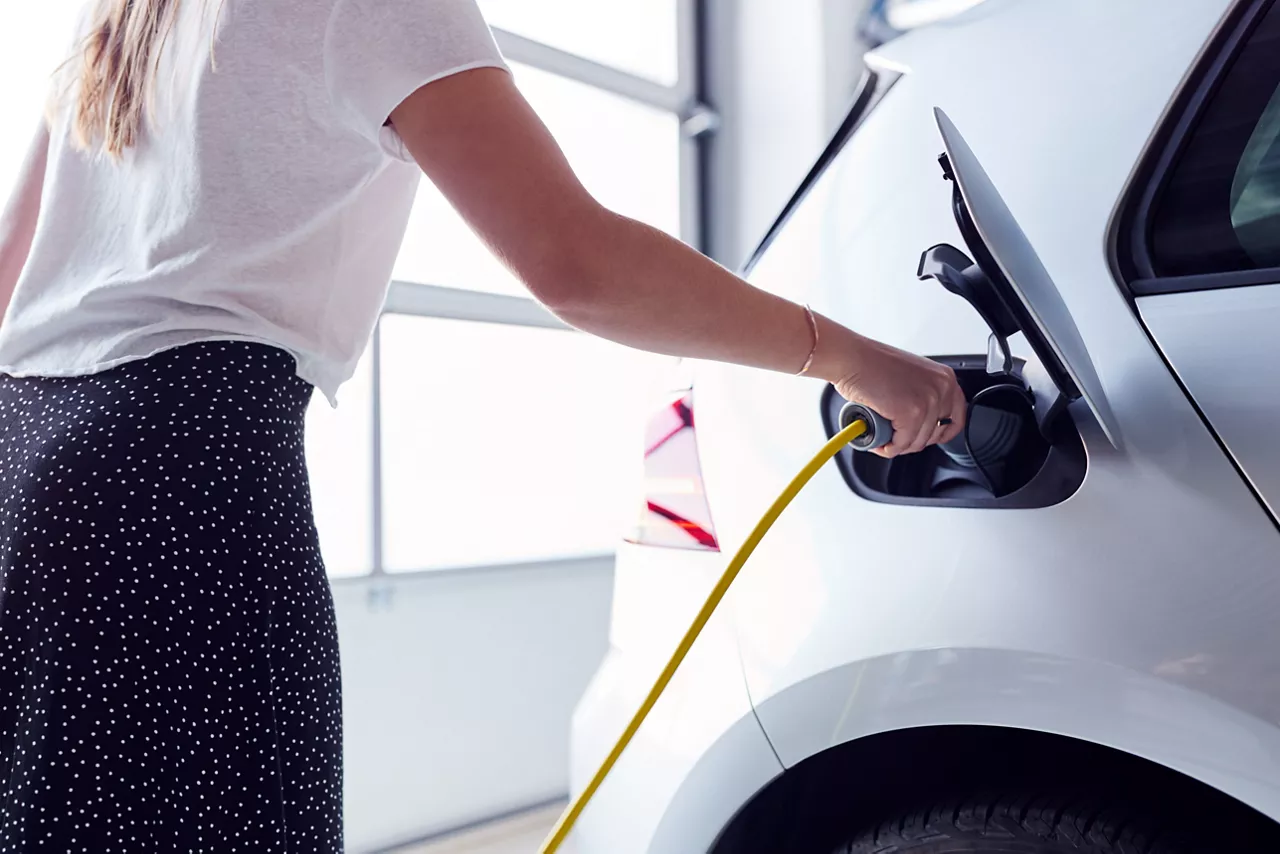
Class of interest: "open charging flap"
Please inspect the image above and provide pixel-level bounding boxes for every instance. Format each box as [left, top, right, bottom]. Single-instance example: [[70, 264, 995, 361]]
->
[[825, 109, 1113, 507]]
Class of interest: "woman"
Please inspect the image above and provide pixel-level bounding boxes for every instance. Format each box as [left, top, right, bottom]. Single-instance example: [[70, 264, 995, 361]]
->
[[0, 0, 965, 850]]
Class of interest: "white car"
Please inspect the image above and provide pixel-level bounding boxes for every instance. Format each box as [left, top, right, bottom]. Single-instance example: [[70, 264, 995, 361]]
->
[[569, 0, 1280, 851]]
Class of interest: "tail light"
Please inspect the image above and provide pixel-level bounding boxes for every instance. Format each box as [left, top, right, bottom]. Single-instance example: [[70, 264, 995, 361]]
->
[[626, 387, 720, 551]]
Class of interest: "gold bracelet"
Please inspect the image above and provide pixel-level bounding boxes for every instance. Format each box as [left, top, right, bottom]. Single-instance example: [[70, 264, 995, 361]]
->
[[796, 304, 819, 376]]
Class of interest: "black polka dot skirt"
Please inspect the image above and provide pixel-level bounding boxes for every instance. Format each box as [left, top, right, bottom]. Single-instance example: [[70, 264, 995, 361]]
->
[[0, 342, 343, 853]]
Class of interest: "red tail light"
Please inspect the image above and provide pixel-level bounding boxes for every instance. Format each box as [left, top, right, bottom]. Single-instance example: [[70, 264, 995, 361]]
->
[[626, 388, 720, 551]]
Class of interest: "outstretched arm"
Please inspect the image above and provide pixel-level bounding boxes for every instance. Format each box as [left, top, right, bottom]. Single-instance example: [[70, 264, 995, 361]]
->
[[389, 68, 965, 457], [0, 122, 49, 319]]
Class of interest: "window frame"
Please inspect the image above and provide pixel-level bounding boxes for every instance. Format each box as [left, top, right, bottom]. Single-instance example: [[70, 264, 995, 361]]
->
[[1110, 0, 1280, 298], [340, 0, 715, 580]]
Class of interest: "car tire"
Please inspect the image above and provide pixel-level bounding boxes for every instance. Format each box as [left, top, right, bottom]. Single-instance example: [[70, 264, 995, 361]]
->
[[835, 797, 1182, 853]]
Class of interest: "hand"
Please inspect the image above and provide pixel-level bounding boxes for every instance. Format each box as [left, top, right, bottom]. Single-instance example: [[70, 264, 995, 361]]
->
[[832, 333, 967, 458]]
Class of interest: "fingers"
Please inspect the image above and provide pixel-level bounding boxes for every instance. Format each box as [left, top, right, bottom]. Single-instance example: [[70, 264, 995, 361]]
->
[[870, 405, 920, 458], [874, 402, 939, 458], [929, 418, 953, 448], [928, 369, 967, 447], [872, 372, 967, 459], [939, 382, 967, 445], [906, 402, 941, 455], [871, 442, 898, 459]]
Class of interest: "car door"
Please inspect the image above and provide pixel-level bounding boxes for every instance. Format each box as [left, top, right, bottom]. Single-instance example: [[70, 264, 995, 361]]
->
[[1116, 0, 1280, 520]]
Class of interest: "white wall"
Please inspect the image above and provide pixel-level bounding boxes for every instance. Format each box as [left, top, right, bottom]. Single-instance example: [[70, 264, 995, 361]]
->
[[702, 0, 873, 269], [735, 1, 829, 262], [334, 557, 615, 853]]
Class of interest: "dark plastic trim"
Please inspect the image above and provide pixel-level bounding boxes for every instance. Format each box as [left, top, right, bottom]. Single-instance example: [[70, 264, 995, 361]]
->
[[740, 66, 902, 276], [821, 358, 1087, 511], [1129, 267, 1280, 297], [1108, 0, 1274, 292]]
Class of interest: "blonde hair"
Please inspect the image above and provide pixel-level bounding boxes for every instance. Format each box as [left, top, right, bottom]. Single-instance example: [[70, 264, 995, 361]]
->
[[70, 0, 223, 157]]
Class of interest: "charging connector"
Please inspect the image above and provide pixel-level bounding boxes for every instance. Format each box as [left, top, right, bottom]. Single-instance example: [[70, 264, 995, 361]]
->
[[839, 402, 894, 451]]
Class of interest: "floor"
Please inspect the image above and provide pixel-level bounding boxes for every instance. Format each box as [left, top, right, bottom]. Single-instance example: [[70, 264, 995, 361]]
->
[[392, 804, 570, 854]]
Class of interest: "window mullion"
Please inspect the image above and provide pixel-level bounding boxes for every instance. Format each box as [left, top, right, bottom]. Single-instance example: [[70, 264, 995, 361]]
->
[[493, 27, 690, 114], [383, 281, 571, 331]]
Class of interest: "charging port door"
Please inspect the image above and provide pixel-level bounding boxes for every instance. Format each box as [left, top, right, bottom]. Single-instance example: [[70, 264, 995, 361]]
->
[[933, 108, 1121, 448]]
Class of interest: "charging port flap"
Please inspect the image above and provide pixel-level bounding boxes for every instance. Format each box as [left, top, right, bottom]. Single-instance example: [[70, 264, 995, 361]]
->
[[929, 108, 1121, 449]]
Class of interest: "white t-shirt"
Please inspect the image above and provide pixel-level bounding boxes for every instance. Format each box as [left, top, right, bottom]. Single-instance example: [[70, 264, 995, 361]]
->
[[0, 0, 508, 405]]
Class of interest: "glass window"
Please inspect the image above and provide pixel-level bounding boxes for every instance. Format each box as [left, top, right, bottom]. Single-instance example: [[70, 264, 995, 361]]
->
[[378, 315, 671, 572], [0, 2, 82, 201], [1231, 85, 1280, 268], [392, 62, 682, 294], [477, 0, 678, 85], [306, 350, 375, 578], [1149, 2, 1280, 277]]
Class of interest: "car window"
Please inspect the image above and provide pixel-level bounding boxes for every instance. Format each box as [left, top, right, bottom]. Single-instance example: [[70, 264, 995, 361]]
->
[[1149, 0, 1280, 277], [1230, 85, 1280, 267]]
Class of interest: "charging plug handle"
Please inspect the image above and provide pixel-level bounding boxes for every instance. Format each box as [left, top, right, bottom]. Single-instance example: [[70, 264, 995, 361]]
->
[[839, 402, 893, 451]]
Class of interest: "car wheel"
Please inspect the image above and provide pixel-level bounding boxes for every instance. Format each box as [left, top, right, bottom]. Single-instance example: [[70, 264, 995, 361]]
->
[[835, 797, 1182, 853]]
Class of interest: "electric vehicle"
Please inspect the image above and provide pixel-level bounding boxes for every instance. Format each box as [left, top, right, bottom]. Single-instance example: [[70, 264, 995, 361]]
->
[[570, 0, 1280, 851]]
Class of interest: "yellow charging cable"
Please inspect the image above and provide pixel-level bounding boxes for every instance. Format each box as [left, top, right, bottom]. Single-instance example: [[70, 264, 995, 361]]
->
[[539, 416, 870, 852]]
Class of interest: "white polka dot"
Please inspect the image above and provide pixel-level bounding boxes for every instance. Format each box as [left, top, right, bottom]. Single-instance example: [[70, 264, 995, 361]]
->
[[0, 342, 342, 852]]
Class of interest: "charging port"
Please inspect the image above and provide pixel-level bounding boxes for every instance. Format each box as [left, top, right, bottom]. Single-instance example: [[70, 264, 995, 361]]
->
[[822, 138, 1106, 509], [822, 358, 1085, 508]]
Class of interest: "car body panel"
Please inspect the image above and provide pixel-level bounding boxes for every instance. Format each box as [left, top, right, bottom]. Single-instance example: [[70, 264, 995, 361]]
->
[[1138, 285, 1280, 526], [719, 0, 1280, 813], [752, 647, 1280, 824], [712, 0, 1278, 713], [568, 544, 782, 853], [571, 0, 1280, 849], [709, 0, 1278, 726]]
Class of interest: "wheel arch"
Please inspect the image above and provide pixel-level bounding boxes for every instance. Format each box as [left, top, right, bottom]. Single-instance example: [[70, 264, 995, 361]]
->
[[710, 724, 1280, 853], [705, 645, 1280, 851]]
